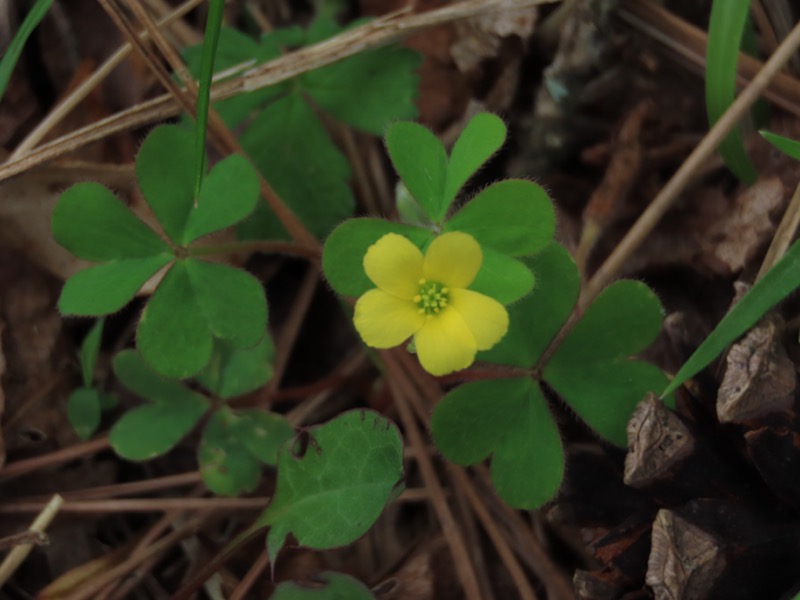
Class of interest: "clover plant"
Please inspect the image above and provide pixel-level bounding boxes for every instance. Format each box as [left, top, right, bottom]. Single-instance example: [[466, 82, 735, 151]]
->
[[270, 571, 376, 600], [52, 124, 267, 379], [324, 113, 671, 509], [109, 341, 291, 496]]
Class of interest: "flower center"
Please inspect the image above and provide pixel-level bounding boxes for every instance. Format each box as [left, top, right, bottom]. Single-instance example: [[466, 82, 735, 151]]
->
[[413, 279, 449, 316]]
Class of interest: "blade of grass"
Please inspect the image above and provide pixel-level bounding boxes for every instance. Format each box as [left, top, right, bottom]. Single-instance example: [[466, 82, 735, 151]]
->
[[0, 0, 54, 101], [662, 238, 800, 397], [706, 0, 757, 183], [194, 0, 225, 201]]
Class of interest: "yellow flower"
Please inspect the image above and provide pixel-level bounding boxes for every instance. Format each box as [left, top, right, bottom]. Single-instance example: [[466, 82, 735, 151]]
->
[[354, 232, 509, 376]]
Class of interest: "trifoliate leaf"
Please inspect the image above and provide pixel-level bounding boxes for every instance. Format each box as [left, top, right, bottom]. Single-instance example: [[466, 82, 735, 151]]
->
[[444, 113, 506, 205], [136, 125, 195, 244], [68, 387, 101, 440], [257, 410, 403, 564], [79, 318, 104, 386], [137, 261, 212, 378], [196, 336, 274, 399], [322, 218, 433, 297], [185, 259, 267, 348], [238, 94, 354, 239], [446, 179, 555, 257], [236, 409, 294, 464], [52, 182, 169, 261], [270, 572, 376, 600], [183, 154, 260, 244], [431, 378, 563, 509], [480, 244, 580, 367], [385, 122, 448, 223], [58, 255, 172, 317]]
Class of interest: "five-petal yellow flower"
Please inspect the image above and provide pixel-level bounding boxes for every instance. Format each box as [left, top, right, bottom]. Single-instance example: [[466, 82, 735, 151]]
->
[[354, 232, 509, 376]]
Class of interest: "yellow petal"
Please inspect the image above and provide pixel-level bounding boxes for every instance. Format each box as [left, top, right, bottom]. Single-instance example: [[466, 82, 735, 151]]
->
[[414, 308, 477, 376], [354, 289, 425, 348], [423, 232, 482, 289], [450, 289, 509, 350], [363, 233, 424, 299]]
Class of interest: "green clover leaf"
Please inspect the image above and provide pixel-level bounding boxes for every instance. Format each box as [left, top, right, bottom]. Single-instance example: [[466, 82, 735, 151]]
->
[[53, 124, 266, 378]]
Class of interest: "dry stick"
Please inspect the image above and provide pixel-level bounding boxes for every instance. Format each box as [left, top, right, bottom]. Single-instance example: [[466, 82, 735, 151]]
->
[[450, 468, 539, 600], [394, 362, 542, 600], [474, 466, 576, 600], [757, 180, 800, 280], [9, 0, 204, 159], [382, 350, 483, 600], [98, 485, 209, 600], [0, 497, 269, 514], [0, 495, 63, 587], [0, 0, 557, 183], [620, 0, 800, 117], [37, 471, 201, 501], [62, 517, 204, 600], [269, 267, 320, 392], [583, 17, 800, 304], [0, 437, 110, 482], [229, 550, 271, 600]]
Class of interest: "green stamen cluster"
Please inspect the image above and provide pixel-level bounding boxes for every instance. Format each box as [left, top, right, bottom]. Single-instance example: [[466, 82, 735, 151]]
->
[[414, 279, 449, 316]]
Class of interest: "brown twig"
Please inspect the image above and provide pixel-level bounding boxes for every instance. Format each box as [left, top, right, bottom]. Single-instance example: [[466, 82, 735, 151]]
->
[[0, 0, 558, 183], [0, 497, 269, 513], [0, 437, 111, 482]]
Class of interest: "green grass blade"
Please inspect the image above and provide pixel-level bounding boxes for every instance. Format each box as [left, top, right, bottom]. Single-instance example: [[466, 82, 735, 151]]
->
[[663, 239, 800, 397], [705, 0, 757, 183], [0, 0, 54, 101], [193, 0, 225, 200], [761, 130, 800, 160]]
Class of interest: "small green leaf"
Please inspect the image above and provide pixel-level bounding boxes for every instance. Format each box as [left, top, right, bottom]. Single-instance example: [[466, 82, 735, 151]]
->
[[79, 318, 104, 386], [480, 243, 580, 367], [136, 125, 196, 244], [58, 255, 172, 317], [446, 180, 555, 257], [196, 336, 274, 399], [238, 94, 353, 240], [664, 238, 800, 397], [237, 409, 294, 465], [258, 410, 404, 564], [113, 349, 203, 402], [68, 387, 101, 440], [183, 154, 260, 244], [322, 218, 432, 297], [137, 261, 212, 378], [431, 378, 563, 509], [304, 44, 420, 134], [110, 395, 209, 461], [444, 113, 506, 205], [706, 0, 756, 183], [544, 280, 666, 445], [52, 183, 169, 261], [760, 130, 800, 160], [468, 248, 535, 305], [199, 407, 263, 495], [185, 259, 267, 348], [386, 122, 448, 222], [270, 572, 376, 600]]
